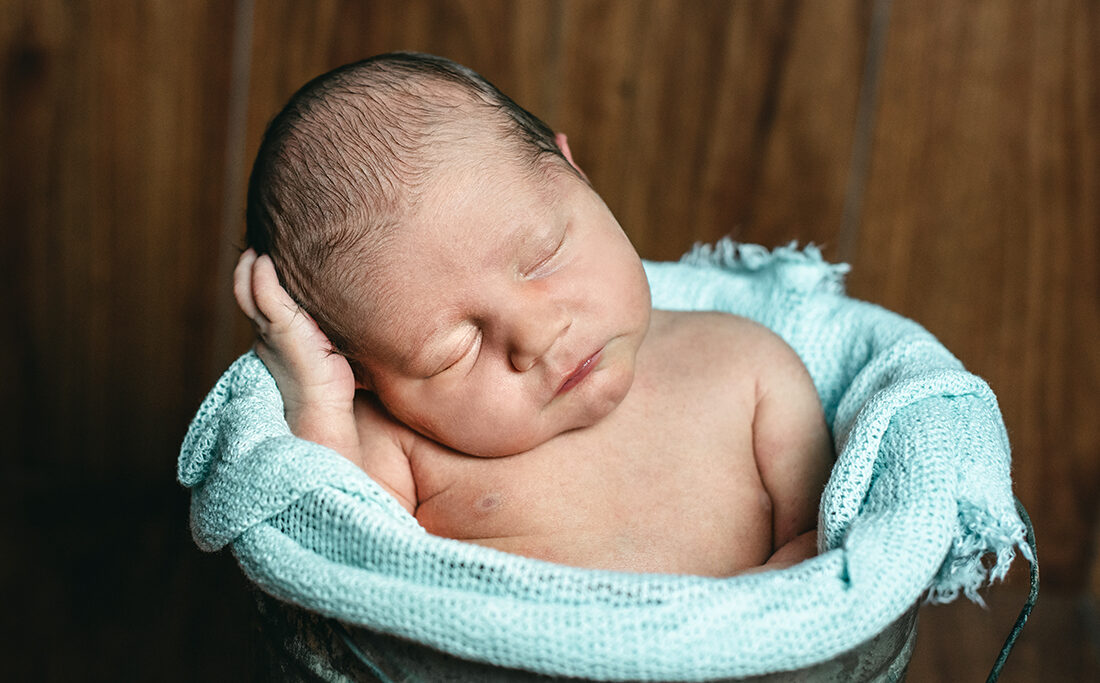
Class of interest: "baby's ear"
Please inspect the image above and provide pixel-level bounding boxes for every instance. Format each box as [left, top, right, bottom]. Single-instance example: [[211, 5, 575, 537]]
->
[[554, 132, 589, 181]]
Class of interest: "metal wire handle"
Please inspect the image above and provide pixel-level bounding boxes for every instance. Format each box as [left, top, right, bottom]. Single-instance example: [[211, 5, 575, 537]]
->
[[986, 496, 1039, 683]]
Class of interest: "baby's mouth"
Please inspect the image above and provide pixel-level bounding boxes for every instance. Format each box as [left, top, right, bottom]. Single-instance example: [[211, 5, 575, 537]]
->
[[556, 348, 603, 396]]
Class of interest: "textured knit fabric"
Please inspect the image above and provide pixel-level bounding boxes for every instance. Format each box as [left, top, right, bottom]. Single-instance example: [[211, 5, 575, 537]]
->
[[179, 240, 1031, 681]]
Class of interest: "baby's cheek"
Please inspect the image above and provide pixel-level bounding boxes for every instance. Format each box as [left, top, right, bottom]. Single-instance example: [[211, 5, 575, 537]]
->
[[481, 422, 546, 458]]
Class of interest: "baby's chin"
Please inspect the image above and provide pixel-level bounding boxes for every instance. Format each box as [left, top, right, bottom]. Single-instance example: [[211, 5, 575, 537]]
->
[[441, 403, 616, 458], [460, 421, 593, 459], [465, 366, 635, 458]]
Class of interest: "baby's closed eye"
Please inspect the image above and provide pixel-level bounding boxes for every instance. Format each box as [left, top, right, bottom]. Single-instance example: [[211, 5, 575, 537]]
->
[[521, 226, 568, 280], [429, 325, 482, 378]]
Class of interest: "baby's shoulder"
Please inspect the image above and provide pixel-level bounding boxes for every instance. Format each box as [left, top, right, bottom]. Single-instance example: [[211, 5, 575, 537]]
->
[[643, 310, 811, 406], [648, 310, 790, 366]]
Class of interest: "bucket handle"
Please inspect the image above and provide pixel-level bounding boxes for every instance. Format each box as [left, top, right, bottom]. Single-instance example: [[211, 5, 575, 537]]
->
[[986, 496, 1039, 683]]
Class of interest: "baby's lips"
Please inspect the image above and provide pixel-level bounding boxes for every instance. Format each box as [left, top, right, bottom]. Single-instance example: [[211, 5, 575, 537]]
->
[[555, 347, 603, 396]]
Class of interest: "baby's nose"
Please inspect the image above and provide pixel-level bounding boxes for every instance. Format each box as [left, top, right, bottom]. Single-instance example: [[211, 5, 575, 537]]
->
[[508, 306, 570, 372]]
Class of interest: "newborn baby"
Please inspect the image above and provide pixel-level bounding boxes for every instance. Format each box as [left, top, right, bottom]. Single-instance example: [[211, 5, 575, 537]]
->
[[234, 52, 833, 577]]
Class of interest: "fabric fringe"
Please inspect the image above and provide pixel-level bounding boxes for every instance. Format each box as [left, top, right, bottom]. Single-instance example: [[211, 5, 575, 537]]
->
[[681, 238, 851, 296], [928, 503, 1034, 606]]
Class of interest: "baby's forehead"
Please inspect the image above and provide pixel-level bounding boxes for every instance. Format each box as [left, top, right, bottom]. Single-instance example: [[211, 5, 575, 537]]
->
[[342, 161, 575, 336], [383, 163, 561, 261]]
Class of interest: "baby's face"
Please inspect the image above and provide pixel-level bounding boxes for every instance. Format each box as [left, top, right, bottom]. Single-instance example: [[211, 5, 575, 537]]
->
[[347, 153, 651, 457]]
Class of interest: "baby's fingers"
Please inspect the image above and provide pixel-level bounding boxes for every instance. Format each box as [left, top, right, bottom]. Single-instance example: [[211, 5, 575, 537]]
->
[[250, 252, 306, 330], [233, 248, 264, 324]]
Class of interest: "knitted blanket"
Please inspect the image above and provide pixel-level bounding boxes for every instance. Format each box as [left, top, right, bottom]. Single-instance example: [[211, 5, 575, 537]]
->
[[179, 240, 1031, 681]]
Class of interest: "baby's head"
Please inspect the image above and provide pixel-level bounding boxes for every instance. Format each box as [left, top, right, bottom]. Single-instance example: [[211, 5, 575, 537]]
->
[[247, 52, 651, 457]]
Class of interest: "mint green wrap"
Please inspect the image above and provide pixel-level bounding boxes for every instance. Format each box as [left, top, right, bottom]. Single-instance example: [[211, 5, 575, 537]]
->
[[179, 240, 1031, 681]]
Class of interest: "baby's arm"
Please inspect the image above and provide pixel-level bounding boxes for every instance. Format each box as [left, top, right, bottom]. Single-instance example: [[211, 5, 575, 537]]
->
[[751, 330, 835, 565]]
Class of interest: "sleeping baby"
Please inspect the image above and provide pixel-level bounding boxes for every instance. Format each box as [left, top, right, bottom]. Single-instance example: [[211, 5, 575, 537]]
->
[[233, 52, 833, 577]]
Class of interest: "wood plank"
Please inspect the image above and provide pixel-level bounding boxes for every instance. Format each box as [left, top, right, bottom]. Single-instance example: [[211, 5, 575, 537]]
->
[[1, 0, 238, 475], [851, 0, 1100, 589], [244, 0, 869, 265], [556, 0, 873, 261]]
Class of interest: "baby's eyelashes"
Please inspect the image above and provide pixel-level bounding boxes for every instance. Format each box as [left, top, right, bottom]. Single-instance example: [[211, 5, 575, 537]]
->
[[521, 228, 568, 280], [427, 326, 482, 378]]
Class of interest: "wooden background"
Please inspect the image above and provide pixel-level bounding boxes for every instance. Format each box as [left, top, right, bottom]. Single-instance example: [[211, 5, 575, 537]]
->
[[2, 0, 1097, 680]]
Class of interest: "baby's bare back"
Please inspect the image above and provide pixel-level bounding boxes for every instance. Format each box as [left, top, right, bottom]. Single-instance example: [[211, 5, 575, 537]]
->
[[355, 311, 833, 577]]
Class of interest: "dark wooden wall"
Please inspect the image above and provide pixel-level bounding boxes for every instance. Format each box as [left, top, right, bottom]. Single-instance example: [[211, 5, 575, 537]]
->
[[3, 1, 1097, 680]]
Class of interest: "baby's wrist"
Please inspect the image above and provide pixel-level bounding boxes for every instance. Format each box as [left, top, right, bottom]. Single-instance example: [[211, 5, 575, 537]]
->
[[285, 403, 359, 455]]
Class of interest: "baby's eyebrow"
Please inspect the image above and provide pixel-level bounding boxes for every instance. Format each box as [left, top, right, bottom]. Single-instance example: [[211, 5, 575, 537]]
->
[[407, 327, 446, 372], [357, 281, 439, 374]]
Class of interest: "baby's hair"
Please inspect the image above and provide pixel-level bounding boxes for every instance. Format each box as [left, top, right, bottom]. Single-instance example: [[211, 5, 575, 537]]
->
[[245, 51, 569, 363]]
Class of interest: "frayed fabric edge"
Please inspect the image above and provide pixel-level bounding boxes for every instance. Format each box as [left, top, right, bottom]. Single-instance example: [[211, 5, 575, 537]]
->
[[926, 505, 1035, 606], [681, 238, 851, 295]]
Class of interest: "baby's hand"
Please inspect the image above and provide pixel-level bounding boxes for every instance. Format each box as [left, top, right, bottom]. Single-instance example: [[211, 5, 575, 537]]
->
[[233, 249, 359, 458]]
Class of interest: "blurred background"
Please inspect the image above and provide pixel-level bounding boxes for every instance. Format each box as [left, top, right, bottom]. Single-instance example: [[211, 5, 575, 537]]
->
[[2, 0, 1097, 680]]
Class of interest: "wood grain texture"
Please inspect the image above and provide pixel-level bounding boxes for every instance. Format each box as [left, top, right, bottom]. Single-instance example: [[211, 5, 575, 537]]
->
[[1, 0, 237, 477], [554, 0, 872, 260], [5, 2, 1100, 678], [850, 0, 1100, 588], [240, 0, 869, 265]]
